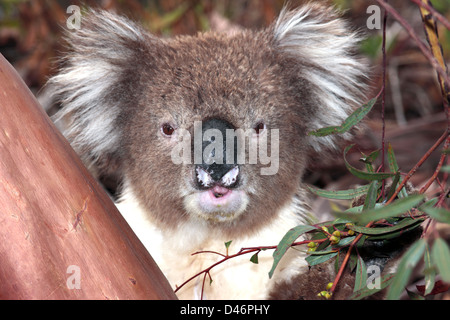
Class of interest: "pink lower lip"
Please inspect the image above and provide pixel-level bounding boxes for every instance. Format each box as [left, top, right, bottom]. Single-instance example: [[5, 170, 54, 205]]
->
[[208, 186, 231, 202]]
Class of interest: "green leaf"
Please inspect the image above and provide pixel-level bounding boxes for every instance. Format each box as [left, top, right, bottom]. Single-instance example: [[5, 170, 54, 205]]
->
[[332, 236, 356, 248], [354, 255, 368, 292], [385, 172, 401, 200], [344, 145, 395, 181], [269, 225, 316, 278], [308, 248, 339, 255], [308, 125, 342, 137], [386, 239, 427, 300], [441, 165, 450, 173], [366, 221, 424, 241], [387, 143, 408, 198], [224, 240, 232, 249], [308, 97, 377, 137], [250, 252, 259, 264], [344, 203, 384, 213], [431, 238, 450, 283], [387, 143, 400, 173], [350, 273, 395, 300], [360, 149, 380, 165], [423, 243, 436, 296], [305, 251, 338, 266], [347, 218, 424, 236], [363, 181, 380, 210], [307, 184, 370, 200], [337, 194, 425, 225], [421, 205, 450, 224], [360, 150, 380, 173]]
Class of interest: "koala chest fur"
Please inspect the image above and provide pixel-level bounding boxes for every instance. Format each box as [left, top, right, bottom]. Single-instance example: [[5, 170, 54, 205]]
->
[[117, 182, 310, 299], [48, 3, 368, 299]]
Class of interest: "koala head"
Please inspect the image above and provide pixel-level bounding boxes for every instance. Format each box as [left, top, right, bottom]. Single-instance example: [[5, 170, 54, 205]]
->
[[49, 4, 368, 239]]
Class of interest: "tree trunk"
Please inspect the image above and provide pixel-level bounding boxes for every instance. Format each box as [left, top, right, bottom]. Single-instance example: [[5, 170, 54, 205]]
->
[[0, 54, 176, 300]]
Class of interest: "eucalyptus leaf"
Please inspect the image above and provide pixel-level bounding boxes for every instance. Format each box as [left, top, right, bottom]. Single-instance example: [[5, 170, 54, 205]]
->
[[423, 244, 436, 296], [305, 251, 338, 266], [387, 143, 400, 173], [366, 221, 423, 241], [360, 150, 380, 173], [269, 225, 316, 278], [224, 240, 232, 249], [307, 184, 370, 200], [360, 149, 380, 164], [344, 145, 395, 181], [385, 172, 401, 200], [250, 252, 259, 264], [337, 194, 425, 225], [349, 273, 395, 300], [308, 97, 377, 137], [431, 238, 450, 283], [345, 203, 384, 213], [387, 143, 408, 198], [347, 218, 424, 236], [363, 180, 380, 210], [421, 205, 450, 224], [386, 239, 427, 300], [354, 255, 367, 292], [307, 248, 338, 256], [332, 236, 356, 248]]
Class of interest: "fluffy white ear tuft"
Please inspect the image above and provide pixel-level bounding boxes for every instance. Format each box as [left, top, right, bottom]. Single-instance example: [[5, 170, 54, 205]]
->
[[47, 9, 151, 171], [273, 4, 369, 151]]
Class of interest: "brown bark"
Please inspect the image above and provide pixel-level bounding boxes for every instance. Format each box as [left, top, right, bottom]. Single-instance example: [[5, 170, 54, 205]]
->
[[0, 54, 176, 300]]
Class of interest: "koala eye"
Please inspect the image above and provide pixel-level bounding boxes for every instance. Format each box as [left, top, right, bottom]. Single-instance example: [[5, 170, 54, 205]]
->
[[161, 123, 175, 137], [254, 121, 266, 135]]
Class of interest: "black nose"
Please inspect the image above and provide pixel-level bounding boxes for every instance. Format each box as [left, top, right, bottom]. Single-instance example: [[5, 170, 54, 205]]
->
[[195, 118, 239, 188]]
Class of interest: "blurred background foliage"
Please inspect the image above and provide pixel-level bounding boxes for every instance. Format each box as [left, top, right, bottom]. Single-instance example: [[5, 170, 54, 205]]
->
[[0, 0, 449, 226]]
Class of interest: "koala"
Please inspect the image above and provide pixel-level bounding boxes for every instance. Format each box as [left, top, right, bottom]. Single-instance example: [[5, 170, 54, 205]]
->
[[47, 3, 368, 299]]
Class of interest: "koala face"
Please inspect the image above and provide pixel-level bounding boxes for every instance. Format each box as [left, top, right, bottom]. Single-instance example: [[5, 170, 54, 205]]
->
[[49, 4, 367, 240], [118, 32, 314, 236]]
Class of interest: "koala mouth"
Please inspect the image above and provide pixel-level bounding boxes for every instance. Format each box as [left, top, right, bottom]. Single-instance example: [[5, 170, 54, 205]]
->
[[206, 185, 234, 205], [211, 185, 230, 199], [184, 166, 249, 222], [196, 166, 239, 208], [195, 187, 247, 222]]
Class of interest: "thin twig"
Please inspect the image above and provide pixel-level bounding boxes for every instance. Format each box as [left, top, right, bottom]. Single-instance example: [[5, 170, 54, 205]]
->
[[174, 239, 326, 297], [409, 0, 450, 30], [381, 3, 388, 199], [329, 226, 370, 295], [376, 0, 450, 90], [420, 135, 450, 193], [386, 129, 449, 204]]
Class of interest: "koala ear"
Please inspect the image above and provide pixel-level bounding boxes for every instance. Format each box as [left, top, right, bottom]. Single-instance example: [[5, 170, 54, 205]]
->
[[271, 4, 369, 151], [48, 9, 162, 172]]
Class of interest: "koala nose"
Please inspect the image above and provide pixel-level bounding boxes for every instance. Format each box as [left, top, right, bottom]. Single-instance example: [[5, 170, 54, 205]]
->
[[196, 165, 239, 189], [195, 118, 239, 188]]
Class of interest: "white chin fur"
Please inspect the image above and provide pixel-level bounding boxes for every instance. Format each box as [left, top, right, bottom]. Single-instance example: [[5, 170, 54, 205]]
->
[[184, 189, 249, 222]]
